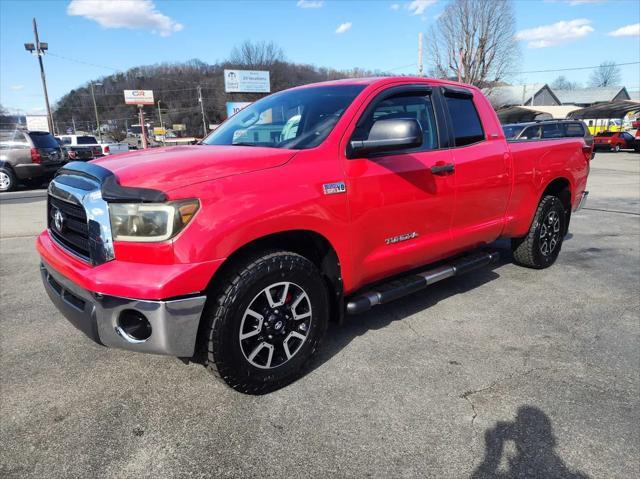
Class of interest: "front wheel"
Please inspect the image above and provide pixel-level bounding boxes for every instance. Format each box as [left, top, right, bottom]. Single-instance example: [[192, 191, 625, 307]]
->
[[512, 195, 566, 269], [202, 251, 328, 394], [614, 144, 621, 152]]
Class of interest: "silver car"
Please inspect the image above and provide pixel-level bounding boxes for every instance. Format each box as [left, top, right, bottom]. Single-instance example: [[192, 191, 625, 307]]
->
[[0, 129, 66, 192]]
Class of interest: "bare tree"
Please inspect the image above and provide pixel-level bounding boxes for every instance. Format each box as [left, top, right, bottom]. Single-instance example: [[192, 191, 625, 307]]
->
[[588, 61, 621, 87], [429, 0, 519, 87], [229, 41, 285, 68], [109, 129, 127, 142], [551, 76, 580, 90]]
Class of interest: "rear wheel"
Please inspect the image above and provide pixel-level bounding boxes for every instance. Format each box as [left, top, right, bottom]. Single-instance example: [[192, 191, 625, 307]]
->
[[0, 167, 16, 192], [512, 195, 566, 269], [202, 251, 328, 394]]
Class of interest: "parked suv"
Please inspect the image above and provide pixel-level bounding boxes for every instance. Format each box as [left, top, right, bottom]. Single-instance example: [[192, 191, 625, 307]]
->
[[0, 129, 66, 192], [502, 119, 592, 145]]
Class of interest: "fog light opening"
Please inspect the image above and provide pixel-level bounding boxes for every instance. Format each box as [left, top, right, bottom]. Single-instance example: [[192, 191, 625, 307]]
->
[[117, 310, 152, 343]]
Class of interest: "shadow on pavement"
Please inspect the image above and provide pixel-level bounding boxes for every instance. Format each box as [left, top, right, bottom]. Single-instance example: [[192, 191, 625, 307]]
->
[[310, 240, 514, 373], [471, 406, 589, 479]]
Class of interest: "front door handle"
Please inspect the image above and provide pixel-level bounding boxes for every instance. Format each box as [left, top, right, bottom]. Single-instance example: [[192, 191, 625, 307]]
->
[[430, 163, 455, 175]]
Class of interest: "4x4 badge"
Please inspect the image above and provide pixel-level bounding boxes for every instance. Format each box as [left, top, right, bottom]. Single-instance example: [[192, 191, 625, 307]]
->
[[323, 182, 346, 195]]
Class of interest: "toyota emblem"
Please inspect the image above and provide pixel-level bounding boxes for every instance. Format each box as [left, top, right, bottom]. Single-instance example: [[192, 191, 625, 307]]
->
[[53, 209, 64, 231]]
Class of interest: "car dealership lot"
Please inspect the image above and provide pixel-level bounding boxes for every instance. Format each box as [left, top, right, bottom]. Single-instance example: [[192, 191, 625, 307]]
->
[[1, 152, 638, 478]]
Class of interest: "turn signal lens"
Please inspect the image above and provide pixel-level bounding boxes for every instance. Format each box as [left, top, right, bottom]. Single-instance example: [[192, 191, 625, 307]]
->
[[178, 202, 199, 225]]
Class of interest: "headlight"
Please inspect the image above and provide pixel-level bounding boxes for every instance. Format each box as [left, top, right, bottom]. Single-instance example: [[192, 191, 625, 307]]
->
[[109, 200, 199, 242]]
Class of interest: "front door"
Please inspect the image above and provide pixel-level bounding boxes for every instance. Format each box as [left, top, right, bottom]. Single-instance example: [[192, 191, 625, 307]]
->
[[343, 86, 456, 289]]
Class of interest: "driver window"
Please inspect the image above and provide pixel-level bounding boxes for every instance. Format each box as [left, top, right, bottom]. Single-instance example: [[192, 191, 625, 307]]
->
[[352, 93, 438, 150]]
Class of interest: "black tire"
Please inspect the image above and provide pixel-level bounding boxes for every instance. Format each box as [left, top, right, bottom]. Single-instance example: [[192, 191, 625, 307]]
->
[[0, 166, 16, 192], [203, 251, 329, 394], [511, 195, 566, 269], [614, 144, 621, 152]]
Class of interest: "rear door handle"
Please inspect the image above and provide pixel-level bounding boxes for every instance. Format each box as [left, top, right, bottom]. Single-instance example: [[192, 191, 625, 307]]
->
[[430, 163, 455, 175]]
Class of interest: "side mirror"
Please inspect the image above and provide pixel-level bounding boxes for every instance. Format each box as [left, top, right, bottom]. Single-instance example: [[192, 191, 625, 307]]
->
[[349, 118, 422, 157]]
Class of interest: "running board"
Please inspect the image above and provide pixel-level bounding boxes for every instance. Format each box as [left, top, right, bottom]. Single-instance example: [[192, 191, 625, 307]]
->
[[346, 251, 500, 315]]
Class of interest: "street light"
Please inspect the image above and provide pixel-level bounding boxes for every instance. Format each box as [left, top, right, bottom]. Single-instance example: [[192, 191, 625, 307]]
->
[[24, 18, 53, 133], [90, 81, 103, 142]]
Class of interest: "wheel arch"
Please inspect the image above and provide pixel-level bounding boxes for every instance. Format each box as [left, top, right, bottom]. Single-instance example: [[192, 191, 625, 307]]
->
[[206, 229, 344, 322]]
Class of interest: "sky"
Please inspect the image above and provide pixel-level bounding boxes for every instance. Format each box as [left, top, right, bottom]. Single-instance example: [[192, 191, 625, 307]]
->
[[1, 0, 639, 114]]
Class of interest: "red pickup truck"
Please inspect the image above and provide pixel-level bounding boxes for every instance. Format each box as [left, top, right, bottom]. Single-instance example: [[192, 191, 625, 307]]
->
[[38, 77, 590, 394]]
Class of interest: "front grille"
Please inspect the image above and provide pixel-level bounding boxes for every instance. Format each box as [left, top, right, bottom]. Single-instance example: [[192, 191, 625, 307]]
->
[[48, 194, 91, 261]]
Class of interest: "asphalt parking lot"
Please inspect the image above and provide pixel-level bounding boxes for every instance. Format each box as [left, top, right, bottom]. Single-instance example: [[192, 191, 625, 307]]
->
[[0, 152, 638, 478]]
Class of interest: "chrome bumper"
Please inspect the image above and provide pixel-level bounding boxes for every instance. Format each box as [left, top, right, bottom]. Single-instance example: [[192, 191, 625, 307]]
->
[[576, 191, 589, 211], [40, 262, 206, 357]]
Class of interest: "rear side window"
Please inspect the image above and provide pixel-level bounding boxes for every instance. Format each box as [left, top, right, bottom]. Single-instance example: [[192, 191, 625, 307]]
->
[[444, 96, 484, 147], [28, 132, 59, 148], [541, 123, 563, 139], [564, 123, 585, 137], [77, 136, 98, 145]]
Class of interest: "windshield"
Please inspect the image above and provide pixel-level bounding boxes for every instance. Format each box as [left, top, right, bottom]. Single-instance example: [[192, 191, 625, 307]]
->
[[203, 84, 365, 149], [502, 125, 527, 139], [77, 136, 98, 144], [596, 131, 615, 137]]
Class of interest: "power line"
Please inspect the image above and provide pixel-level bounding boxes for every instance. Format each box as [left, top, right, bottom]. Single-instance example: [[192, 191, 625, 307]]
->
[[507, 61, 640, 75]]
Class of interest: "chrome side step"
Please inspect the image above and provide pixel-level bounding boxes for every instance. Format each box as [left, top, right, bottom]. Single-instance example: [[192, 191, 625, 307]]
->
[[346, 251, 500, 315]]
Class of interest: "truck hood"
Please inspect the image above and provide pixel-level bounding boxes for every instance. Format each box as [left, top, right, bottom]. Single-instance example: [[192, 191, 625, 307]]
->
[[91, 145, 296, 192]]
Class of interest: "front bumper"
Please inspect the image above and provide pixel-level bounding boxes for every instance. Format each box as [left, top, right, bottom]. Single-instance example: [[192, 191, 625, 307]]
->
[[41, 261, 206, 357]]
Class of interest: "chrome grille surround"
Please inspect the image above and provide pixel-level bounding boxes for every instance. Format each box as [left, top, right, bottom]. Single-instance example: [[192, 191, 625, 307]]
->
[[48, 174, 115, 265]]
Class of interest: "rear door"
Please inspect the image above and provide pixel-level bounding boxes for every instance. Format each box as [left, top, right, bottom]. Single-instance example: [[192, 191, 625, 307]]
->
[[442, 87, 511, 249], [343, 85, 456, 285], [0, 129, 30, 167]]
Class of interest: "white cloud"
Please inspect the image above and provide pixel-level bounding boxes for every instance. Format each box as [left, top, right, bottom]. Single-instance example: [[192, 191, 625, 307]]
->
[[515, 19, 594, 48], [408, 0, 436, 15], [390, 3, 401, 11], [297, 0, 323, 8], [568, 0, 603, 5], [609, 23, 640, 37], [67, 0, 183, 37], [335, 22, 352, 34], [10, 85, 24, 91]]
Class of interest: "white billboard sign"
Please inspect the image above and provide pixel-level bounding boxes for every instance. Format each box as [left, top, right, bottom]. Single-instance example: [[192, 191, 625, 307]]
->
[[26, 115, 49, 132], [224, 70, 270, 93], [124, 90, 154, 105]]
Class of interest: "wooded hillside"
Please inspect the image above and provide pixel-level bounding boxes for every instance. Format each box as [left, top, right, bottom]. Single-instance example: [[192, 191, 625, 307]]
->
[[53, 42, 380, 138]]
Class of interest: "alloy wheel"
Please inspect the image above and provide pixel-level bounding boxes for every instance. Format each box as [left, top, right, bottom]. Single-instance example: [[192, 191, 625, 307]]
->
[[239, 281, 312, 369], [539, 210, 561, 257], [0, 171, 11, 191]]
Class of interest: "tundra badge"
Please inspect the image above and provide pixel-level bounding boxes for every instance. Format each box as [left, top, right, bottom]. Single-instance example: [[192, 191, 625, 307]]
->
[[323, 182, 346, 195], [385, 232, 419, 245]]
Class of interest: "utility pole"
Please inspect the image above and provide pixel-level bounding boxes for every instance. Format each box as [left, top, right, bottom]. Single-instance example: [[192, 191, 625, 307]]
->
[[157, 100, 165, 145], [138, 106, 148, 149], [24, 18, 53, 133], [417, 32, 423, 77], [198, 86, 207, 138], [90, 81, 102, 142], [72, 117, 76, 133]]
